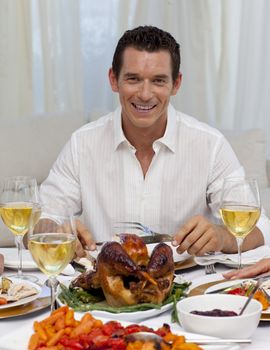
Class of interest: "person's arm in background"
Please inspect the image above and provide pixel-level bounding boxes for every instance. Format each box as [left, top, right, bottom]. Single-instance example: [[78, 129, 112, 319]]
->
[[223, 258, 270, 279]]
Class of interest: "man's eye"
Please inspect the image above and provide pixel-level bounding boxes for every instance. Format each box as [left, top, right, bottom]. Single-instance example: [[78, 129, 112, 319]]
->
[[127, 77, 139, 82], [154, 79, 166, 85]]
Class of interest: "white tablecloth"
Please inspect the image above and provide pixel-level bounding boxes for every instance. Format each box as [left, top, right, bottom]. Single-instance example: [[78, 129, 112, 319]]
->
[[0, 262, 269, 349]]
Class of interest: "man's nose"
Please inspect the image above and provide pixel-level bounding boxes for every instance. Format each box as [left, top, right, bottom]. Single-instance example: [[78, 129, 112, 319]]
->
[[137, 81, 153, 100]]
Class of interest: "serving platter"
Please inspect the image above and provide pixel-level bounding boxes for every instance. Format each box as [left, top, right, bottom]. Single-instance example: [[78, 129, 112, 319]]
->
[[0, 313, 240, 350], [57, 274, 190, 322], [57, 295, 174, 322], [189, 279, 270, 321]]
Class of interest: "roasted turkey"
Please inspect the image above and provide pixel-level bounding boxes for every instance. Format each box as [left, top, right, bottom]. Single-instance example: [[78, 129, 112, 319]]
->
[[71, 234, 175, 306]]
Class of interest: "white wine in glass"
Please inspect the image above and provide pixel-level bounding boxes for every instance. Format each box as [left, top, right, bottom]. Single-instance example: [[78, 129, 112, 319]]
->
[[0, 176, 41, 280], [220, 177, 261, 269], [28, 215, 76, 312]]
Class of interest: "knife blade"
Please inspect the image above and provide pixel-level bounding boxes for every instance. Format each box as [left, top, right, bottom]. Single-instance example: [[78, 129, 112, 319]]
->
[[116, 233, 173, 244], [205, 274, 270, 294], [95, 233, 173, 245], [205, 282, 243, 295]]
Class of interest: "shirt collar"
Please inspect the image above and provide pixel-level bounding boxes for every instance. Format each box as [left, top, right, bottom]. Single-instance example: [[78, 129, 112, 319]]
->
[[113, 103, 177, 153], [156, 104, 177, 153], [113, 106, 127, 150]]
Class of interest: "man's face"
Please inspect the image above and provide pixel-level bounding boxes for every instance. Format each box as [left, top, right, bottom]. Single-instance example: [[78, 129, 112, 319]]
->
[[109, 47, 182, 131]]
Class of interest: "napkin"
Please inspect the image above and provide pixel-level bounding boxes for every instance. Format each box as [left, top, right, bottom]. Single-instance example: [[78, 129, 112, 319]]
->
[[195, 245, 270, 266]]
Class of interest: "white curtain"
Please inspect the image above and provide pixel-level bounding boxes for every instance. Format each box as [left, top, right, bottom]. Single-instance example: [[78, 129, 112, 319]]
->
[[1, 0, 270, 153]]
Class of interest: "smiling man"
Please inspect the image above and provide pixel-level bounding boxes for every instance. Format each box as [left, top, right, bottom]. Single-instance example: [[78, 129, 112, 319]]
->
[[109, 47, 181, 176], [40, 26, 270, 258]]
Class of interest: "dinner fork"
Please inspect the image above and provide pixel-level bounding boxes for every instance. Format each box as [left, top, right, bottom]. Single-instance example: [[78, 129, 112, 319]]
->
[[205, 263, 216, 275], [204, 252, 216, 275], [114, 221, 158, 235]]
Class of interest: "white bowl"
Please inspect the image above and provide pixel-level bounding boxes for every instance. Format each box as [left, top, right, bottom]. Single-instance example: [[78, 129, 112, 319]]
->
[[177, 294, 262, 339]]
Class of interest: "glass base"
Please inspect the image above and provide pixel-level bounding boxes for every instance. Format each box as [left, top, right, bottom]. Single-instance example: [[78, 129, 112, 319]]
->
[[6, 273, 39, 283]]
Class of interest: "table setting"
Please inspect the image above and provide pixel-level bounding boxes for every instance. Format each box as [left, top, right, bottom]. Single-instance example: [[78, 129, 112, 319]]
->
[[0, 176, 270, 349], [0, 265, 269, 349], [1, 243, 270, 349]]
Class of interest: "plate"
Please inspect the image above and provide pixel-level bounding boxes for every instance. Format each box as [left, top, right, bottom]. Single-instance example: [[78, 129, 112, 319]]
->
[[0, 283, 50, 319], [57, 275, 187, 322], [57, 290, 174, 322], [1, 248, 38, 270], [0, 296, 50, 319], [189, 279, 270, 321], [0, 278, 42, 310], [0, 314, 240, 350], [90, 302, 173, 322]]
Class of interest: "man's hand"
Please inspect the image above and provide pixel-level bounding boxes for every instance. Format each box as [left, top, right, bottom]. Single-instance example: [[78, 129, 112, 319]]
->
[[171, 215, 264, 256], [75, 220, 96, 258], [223, 258, 270, 280], [27, 218, 96, 259], [171, 215, 231, 256]]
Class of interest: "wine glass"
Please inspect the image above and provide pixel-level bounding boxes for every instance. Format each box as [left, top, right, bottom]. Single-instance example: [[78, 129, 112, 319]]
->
[[220, 177, 261, 269], [0, 176, 41, 280], [28, 214, 77, 312]]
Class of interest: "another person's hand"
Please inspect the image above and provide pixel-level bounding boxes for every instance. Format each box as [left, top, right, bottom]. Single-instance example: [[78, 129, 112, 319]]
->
[[75, 220, 96, 258], [172, 215, 227, 256], [223, 258, 270, 280]]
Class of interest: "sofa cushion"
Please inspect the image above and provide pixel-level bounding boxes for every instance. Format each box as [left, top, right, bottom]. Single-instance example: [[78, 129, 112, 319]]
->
[[260, 187, 270, 218], [0, 112, 85, 185], [0, 112, 86, 247], [221, 129, 268, 188]]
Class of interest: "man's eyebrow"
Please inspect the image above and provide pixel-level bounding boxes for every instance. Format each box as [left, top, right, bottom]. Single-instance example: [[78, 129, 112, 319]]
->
[[123, 72, 139, 78], [123, 73, 169, 79], [153, 74, 169, 80]]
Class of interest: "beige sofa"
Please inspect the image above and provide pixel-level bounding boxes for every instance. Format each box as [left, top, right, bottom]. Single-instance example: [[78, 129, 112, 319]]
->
[[222, 129, 270, 218], [0, 113, 86, 246], [0, 121, 269, 246]]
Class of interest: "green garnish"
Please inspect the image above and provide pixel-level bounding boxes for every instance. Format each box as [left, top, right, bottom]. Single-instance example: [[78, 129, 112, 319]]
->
[[58, 280, 190, 319]]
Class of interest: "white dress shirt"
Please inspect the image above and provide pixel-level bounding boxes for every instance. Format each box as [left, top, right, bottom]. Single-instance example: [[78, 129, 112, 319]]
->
[[40, 104, 270, 244]]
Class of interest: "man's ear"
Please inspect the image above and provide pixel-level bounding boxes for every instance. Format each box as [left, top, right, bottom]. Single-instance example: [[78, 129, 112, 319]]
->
[[108, 68, 119, 92], [171, 72, 182, 96]]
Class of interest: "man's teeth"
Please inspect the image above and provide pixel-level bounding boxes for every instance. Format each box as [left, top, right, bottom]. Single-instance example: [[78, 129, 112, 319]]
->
[[133, 104, 155, 111]]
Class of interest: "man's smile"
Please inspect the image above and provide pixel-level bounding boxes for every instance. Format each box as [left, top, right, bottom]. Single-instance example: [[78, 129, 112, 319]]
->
[[131, 102, 157, 112]]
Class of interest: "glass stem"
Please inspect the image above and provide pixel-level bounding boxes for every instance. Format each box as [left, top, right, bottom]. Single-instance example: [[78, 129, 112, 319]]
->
[[15, 235, 23, 279], [236, 237, 244, 270], [48, 276, 58, 313]]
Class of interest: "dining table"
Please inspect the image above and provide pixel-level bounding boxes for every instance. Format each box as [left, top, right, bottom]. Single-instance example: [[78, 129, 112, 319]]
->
[[0, 252, 269, 350]]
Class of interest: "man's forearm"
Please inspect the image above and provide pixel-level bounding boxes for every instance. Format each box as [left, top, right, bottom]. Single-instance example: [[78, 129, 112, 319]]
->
[[220, 226, 264, 253]]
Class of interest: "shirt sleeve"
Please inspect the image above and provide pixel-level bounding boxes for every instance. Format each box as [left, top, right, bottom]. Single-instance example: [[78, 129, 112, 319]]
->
[[40, 133, 82, 217], [206, 134, 243, 217]]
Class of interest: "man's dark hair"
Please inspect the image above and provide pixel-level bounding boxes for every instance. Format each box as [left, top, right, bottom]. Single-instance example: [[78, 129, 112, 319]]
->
[[112, 26, 181, 82]]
